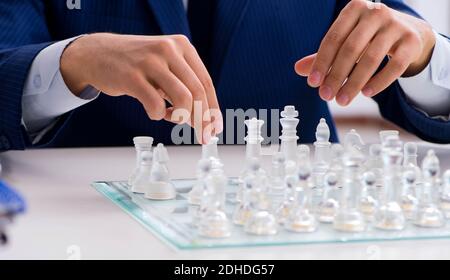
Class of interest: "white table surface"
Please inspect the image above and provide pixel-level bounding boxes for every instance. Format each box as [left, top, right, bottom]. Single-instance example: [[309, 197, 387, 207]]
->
[[1, 131, 450, 259]]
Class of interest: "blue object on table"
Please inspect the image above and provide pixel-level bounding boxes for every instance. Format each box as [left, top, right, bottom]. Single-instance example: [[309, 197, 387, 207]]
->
[[0, 181, 26, 215]]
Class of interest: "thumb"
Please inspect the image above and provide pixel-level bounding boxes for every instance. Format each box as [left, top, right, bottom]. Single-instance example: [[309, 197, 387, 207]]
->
[[294, 53, 317, 77]]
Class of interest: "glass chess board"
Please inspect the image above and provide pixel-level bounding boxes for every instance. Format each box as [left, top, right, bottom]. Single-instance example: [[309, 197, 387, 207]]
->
[[92, 178, 450, 250]]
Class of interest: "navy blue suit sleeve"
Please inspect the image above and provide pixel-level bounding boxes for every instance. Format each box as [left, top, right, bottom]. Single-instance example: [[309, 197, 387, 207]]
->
[[336, 0, 450, 143], [0, 1, 53, 152]]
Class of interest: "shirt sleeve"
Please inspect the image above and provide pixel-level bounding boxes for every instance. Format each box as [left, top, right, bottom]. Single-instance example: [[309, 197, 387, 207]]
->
[[398, 31, 450, 118], [21, 36, 100, 143]]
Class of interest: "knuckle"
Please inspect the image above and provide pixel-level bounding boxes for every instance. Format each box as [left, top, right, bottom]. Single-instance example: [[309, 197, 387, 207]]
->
[[325, 30, 341, 45], [348, 0, 365, 10], [325, 72, 343, 86], [191, 83, 206, 98], [157, 39, 176, 55], [201, 77, 214, 93], [170, 34, 190, 45], [390, 58, 407, 71], [364, 50, 381, 65], [342, 42, 359, 55]]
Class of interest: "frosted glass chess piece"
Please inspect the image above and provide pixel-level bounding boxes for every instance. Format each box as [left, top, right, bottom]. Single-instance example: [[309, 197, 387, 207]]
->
[[403, 142, 422, 185], [344, 129, 364, 152], [333, 148, 366, 232], [313, 118, 331, 189], [188, 159, 212, 205], [359, 171, 378, 221], [379, 130, 399, 144], [276, 174, 297, 225], [400, 170, 419, 220], [129, 136, 154, 187], [329, 144, 344, 182], [269, 152, 286, 200], [440, 170, 450, 219], [318, 172, 340, 223], [284, 165, 318, 233], [244, 159, 278, 236], [365, 144, 383, 184], [374, 136, 406, 231], [202, 136, 223, 171], [280, 106, 300, 163], [145, 143, 176, 200], [413, 150, 445, 228], [237, 118, 264, 202], [131, 151, 153, 194], [198, 168, 231, 238], [233, 176, 257, 226]]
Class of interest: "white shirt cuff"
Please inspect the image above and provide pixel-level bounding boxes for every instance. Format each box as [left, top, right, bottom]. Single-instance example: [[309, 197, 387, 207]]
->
[[22, 36, 100, 141], [398, 31, 450, 117]]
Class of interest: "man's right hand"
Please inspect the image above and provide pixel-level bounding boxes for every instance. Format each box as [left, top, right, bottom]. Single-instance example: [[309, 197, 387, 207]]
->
[[60, 33, 222, 144]]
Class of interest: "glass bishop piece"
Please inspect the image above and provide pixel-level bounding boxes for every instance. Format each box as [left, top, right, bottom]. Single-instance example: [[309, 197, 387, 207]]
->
[[374, 136, 405, 231], [441, 170, 450, 219], [414, 150, 445, 228], [318, 172, 340, 223], [333, 148, 366, 232], [244, 159, 278, 236], [284, 165, 318, 233]]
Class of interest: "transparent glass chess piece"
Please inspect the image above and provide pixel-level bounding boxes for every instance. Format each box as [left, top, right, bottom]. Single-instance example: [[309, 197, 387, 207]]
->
[[237, 118, 264, 203], [359, 171, 378, 221], [244, 160, 278, 236], [344, 129, 365, 151], [414, 150, 445, 228], [374, 136, 406, 231], [313, 118, 331, 190], [276, 175, 297, 225], [269, 152, 287, 199], [198, 168, 231, 238], [131, 151, 153, 194], [128, 136, 153, 187], [400, 170, 419, 220], [233, 177, 256, 226], [318, 172, 340, 223], [328, 144, 344, 181], [440, 170, 450, 219], [333, 148, 366, 232], [379, 130, 399, 144], [145, 143, 176, 200], [284, 165, 318, 233], [279, 106, 300, 163], [403, 142, 422, 185], [188, 159, 212, 205]]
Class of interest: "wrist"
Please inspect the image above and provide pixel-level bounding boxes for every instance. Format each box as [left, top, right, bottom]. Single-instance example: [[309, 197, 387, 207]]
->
[[60, 35, 92, 97]]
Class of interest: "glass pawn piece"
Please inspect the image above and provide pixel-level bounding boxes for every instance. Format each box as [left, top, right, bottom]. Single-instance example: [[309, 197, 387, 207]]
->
[[318, 172, 340, 223], [129, 136, 154, 187], [379, 130, 399, 144], [440, 170, 450, 219], [374, 136, 405, 231], [244, 159, 278, 236], [145, 143, 176, 200], [276, 175, 297, 225], [359, 171, 378, 221], [403, 142, 422, 185], [198, 169, 231, 238], [233, 177, 256, 226], [131, 151, 153, 194], [188, 159, 212, 205], [414, 150, 445, 228], [333, 148, 366, 232], [400, 170, 419, 220], [284, 165, 318, 233]]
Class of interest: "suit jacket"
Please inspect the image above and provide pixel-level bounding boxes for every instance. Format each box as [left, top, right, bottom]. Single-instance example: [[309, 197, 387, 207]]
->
[[0, 0, 449, 151]]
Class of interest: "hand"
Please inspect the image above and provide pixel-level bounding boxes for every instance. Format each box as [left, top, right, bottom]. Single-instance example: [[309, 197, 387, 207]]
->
[[295, 0, 436, 106], [60, 33, 223, 144]]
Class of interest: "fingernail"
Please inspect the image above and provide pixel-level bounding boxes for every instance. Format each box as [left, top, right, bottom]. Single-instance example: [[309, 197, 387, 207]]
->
[[308, 71, 322, 87], [337, 94, 350, 106], [320, 86, 333, 101], [362, 88, 374, 97]]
